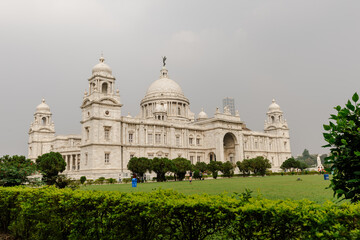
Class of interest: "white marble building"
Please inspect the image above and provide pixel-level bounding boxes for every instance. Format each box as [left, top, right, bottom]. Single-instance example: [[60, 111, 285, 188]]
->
[[28, 57, 291, 179]]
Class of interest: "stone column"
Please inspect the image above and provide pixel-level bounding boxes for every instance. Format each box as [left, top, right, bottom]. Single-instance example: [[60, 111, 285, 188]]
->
[[68, 155, 72, 171]]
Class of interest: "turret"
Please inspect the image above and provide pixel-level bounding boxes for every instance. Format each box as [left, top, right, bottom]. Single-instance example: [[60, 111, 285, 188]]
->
[[80, 56, 122, 174], [264, 99, 291, 154], [28, 99, 55, 161]]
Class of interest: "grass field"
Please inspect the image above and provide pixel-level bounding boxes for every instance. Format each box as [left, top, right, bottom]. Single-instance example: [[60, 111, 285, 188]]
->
[[81, 175, 341, 204]]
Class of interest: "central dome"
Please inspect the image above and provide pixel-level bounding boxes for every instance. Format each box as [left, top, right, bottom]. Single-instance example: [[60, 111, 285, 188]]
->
[[146, 78, 184, 96], [145, 66, 185, 97]]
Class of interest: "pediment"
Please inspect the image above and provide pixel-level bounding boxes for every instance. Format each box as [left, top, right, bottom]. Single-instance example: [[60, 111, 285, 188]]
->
[[99, 98, 118, 105]]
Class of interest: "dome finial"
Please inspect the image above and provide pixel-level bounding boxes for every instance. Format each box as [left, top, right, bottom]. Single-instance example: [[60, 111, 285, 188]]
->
[[42, 98, 45, 103], [272, 99, 276, 103], [99, 52, 105, 63]]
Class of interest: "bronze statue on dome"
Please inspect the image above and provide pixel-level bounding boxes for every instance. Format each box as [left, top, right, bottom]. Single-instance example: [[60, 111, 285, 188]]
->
[[162, 56, 167, 67]]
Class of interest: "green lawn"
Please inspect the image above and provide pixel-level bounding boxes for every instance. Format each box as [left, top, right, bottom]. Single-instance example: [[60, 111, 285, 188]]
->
[[81, 175, 339, 204]]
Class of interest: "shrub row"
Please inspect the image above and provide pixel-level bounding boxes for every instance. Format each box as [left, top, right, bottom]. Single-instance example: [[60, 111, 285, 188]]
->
[[0, 187, 359, 240]]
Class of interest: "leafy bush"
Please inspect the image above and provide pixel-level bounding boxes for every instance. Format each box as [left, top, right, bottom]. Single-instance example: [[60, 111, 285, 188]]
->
[[323, 92, 360, 202], [221, 161, 235, 178], [79, 176, 86, 184], [94, 177, 105, 185], [54, 175, 72, 189], [208, 161, 222, 179], [85, 179, 94, 185], [1, 187, 360, 239], [106, 178, 116, 184], [0, 155, 37, 186], [165, 175, 175, 181], [122, 178, 132, 183], [193, 170, 200, 180]]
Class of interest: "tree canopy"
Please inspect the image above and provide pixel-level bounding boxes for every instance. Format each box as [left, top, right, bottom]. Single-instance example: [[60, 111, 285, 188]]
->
[[172, 158, 192, 181], [36, 152, 66, 185], [151, 158, 174, 182], [127, 157, 151, 180], [280, 157, 298, 172], [221, 161, 235, 178], [194, 162, 207, 172], [0, 155, 36, 186], [207, 161, 223, 179], [323, 92, 360, 203], [249, 156, 271, 176]]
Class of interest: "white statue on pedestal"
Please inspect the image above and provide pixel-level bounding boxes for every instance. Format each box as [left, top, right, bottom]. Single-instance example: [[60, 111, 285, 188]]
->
[[317, 154, 324, 172]]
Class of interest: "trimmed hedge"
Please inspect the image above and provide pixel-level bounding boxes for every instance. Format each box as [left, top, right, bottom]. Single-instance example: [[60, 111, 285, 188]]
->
[[0, 187, 359, 240]]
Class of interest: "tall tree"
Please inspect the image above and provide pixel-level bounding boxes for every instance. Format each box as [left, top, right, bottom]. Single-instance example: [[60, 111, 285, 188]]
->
[[172, 158, 192, 181], [127, 157, 151, 182], [249, 156, 272, 176], [194, 162, 207, 173], [221, 161, 235, 178], [280, 157, 298, 172], [323, 92, 360, 203], [236, 160, 251, 176], [207, 161, 223, 179], [151, 158, 174, 182], [36, 152, 66, 185], [302, 149, 310, 159], [0, 155, 37, 186]]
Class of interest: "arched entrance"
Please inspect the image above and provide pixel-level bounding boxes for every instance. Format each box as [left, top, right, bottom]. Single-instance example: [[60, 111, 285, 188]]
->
[[223, 133, 236, 163], [209, 152, 216, 162]]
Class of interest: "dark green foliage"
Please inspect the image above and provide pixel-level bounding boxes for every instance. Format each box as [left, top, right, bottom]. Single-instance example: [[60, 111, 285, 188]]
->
[[151, 158, 173, 182], [107, 178, 116, 184], [194, 162, 207, 172], [323, 92, 360, 203], [298, 161, 309, 171], [207, 161, 223, 179], [0, 155, 36, 186], [237, 157, 271, 177], [1, 187, 360, 240], [94, 177, 105, 185], [221, 161, 235, 178], [172, 158, 192, 181], [54, 175, 71, 189], [281, 157, 298, 172], [127, 157, 151, 182], [193, 170, 200, 180], [36, 152, 66, 185], [236, 160, 251, 176], [242, 156, 271, 176], [79, 176, 86, 184]]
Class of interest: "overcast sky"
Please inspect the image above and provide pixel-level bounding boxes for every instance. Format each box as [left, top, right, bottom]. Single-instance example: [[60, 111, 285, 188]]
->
[[1, 0, 359, 157]]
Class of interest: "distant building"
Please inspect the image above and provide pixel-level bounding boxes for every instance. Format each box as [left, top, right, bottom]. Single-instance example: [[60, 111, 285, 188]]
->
[[28, 56, 292, 179], [223, 97, 235, 115]]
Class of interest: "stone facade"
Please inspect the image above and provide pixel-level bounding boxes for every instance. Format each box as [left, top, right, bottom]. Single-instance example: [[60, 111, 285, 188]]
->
[[28, 57, 292, 179]]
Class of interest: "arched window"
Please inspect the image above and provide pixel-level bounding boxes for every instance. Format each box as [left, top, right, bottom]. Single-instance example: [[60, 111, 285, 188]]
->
[[102, 82, 108, 94], [42, 117, 46, 126], [271, 116, 275, 123], [178, 107, 181, 115]]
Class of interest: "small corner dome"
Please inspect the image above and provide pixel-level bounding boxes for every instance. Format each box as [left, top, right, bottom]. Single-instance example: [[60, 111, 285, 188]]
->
[[197, 109, 208, 120], [36, 99, 50, 113], [268, 99, 281, 112], [92, 56, 112, 75]]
